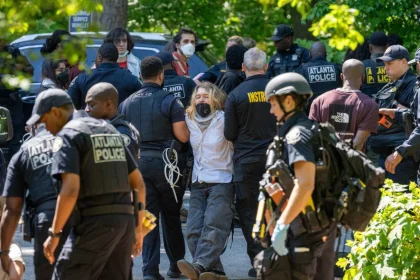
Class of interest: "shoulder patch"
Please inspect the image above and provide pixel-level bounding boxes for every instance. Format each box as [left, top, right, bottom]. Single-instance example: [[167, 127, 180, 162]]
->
[[286, 127, 301, 145], [121, 134, 131, 147], [176, 98, 184, 108], [52, 136, 63, 152]]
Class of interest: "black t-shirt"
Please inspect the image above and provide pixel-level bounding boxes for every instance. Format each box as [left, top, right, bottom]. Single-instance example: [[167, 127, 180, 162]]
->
[[215, 70, 244, 94], [278, 111, 316, 171], [224, 74, 277, 162], [51, 118, 137, 208]]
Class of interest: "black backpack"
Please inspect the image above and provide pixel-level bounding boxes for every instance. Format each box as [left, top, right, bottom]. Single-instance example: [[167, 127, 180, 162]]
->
[[312, 122, 385, 232]]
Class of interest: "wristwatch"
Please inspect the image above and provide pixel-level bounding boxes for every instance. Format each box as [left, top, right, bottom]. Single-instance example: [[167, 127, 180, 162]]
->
[[48, 228, 62, 238], [138, 202, 145, 211]]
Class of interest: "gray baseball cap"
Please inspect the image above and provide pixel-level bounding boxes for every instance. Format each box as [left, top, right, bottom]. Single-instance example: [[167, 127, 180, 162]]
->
[[26, 89, 73, 125]]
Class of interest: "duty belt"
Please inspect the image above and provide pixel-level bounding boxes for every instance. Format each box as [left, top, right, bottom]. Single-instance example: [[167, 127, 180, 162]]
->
[[141, 150, 163, 158], [80, 204, 134, 217], [35, 200, 57, 213]]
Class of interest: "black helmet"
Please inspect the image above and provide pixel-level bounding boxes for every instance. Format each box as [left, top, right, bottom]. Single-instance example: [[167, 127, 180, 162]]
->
[[265, 73, 313, 102]]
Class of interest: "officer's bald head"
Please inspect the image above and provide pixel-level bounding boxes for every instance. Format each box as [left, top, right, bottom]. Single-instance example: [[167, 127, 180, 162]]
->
[[87, 83, 119, 105], [310, 42, 326, 59], [85, 83, 119, 120], [341, 59, 364, 89]]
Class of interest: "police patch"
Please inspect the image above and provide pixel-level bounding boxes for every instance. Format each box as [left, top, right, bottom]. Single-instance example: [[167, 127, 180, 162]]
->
[[90, 134, 126, 163], [286, 127, 301, 145], [273, 27, 278, 36], [28, 137, 56, 170], [176, 98, 184, 108], [121, 134, 131, 147], [52, 137, 63, 153]]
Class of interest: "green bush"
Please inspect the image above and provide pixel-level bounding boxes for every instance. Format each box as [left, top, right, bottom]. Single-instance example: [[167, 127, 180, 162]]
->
[[337, 179, 420, 280]]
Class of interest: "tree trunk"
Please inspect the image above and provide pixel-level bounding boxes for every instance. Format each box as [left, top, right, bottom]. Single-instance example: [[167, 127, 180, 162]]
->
[[289, 6, 316, 40], [93, 0, 128, 31]]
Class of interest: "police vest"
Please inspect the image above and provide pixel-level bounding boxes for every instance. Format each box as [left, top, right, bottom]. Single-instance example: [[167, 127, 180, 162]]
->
[[128, 88, 175, 142], [300, 61, 341, 99], [21, 131, 58, 208], [63, 118, 131, 199], [374, 75, 417, 135], [269, 46, 306, 77], [361, 58, 389, 98], [110, 115, 141, 159]]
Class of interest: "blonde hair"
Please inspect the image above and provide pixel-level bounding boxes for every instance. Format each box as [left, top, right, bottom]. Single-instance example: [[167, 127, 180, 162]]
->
[[186, 82, 226, 119], [228, 35, 244, 45]]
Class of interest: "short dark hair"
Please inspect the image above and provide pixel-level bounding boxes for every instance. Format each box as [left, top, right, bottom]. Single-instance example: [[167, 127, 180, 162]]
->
[[104, 27, 135, 52], [226, 44, 248, 70], [98, 43, 119, 62], [173, 28, 197, 51], [41, 58, 66, 89], [141, 56, 163, 80]]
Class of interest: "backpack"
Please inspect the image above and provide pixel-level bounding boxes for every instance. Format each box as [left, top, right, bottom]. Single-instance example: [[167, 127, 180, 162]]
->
[[312, 122, 385, 232]]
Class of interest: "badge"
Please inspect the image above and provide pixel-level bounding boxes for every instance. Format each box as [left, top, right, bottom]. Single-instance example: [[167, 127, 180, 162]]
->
[[275, 57, 281, 63], [121, 134, 131, 147], [52, 137, 63, 152], [176, 98, 184, 108], [286, 127, 301, 145], [273, 27, 278, 36], [390, 87, 397, 93], [292, 54, 298, 61]]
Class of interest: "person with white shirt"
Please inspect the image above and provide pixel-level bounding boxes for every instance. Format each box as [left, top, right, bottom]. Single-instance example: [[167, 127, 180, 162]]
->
[[177, 82, 233, 280]]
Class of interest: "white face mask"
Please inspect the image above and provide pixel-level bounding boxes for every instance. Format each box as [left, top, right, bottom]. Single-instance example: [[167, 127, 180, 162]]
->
[[118, 50, 129, 58], [180, 43, 195, 58]]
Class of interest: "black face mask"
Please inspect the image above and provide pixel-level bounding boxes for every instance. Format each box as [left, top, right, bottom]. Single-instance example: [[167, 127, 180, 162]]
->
[[56, 70, 69, 84], [196, 103, 211, 118]]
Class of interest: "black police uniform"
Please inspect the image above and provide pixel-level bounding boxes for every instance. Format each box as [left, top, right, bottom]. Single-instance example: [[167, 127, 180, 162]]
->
[[215, 69, 244, 95], [295, 57, 342, 107], [224, 74, 277, 266], [162, 68, 196, 107], [50, 115, 137, 280], [395, 77, 420, 184], [198, 61, 227, 84], [369, 69, 418, 184], [267, 44, 310, 78], [361, 53, 390, 98], [278, 111, 337, 280], [110, 114, 140, 160], [3, 127, 70, 280], [68, 62, 142, 109], [119, 82, 186, 278]]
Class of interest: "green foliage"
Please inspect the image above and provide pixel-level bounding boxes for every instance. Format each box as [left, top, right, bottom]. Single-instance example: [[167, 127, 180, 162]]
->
[[295, 38, 346, 64], [339, 180, 420, 280], [128, 0, 288, 59]]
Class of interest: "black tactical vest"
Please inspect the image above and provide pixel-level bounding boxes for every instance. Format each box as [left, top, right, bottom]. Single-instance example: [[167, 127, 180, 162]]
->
[[361, 58, 389, 98], [126, 88, 175, 142], [21, 130, 58, 208], [63, 118, 131, 199]]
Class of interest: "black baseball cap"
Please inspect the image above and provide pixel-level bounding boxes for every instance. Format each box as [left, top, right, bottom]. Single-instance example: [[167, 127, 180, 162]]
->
[[409, 48, 420, 65], [270, 24, 294, 41], [155, 51, 175, 65], [369, 31, 388, 47], [27, 89, 73, 125], [376, 45, 410, 62]]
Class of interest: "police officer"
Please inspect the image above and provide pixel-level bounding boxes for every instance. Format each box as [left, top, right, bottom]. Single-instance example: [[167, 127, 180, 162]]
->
[[267, 24, 310, 78], [361, 32, 390, 98], [224, 47, 277, 278], [120, 56, 190, 280], [197, 36, 244, 84], [295, 41, 342, 108], [257, 73, 337, 279], [68, 43, 142, 109], [384, 48, 420, 184], [85, 82, 140, 159], [27, 89, 146, 280], [156, 51, 196, 107], [368, 45, 418, 184], [1, 120, 69, 280]]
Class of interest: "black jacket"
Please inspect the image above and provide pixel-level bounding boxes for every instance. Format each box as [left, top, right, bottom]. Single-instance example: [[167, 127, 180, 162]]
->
[[163, 69, 196, 107]]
